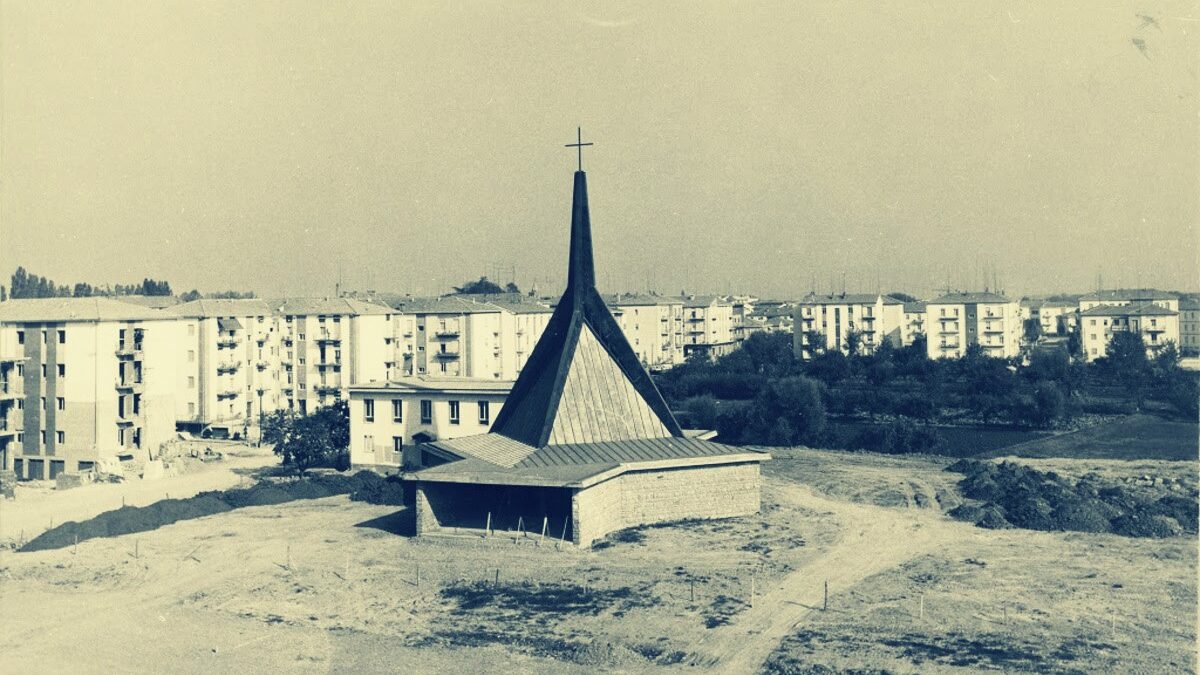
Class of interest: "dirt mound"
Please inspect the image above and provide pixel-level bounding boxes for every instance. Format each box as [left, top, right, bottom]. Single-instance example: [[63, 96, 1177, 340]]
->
[[348, 472, 406, 506], [20, 472, 370, 553], [949, 461, 1195, 538]]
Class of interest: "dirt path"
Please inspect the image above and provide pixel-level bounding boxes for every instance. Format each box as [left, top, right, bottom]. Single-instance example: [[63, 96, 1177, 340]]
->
[[0, 452, 277, 544], [685, 481, 960, 672]]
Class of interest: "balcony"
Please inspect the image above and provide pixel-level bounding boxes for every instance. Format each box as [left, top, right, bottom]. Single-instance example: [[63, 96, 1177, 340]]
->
[[217, 389, 240, 400], [1144, 326, 1167, 334], [434, 350, 461, 360], [256, 360, 270, 371], [216, 361, 241, 374], [217, 336, 240, 349], [315, 332, 341, 344], [115, 378, 144, 393], [315, 384, 341, 396], [316, 360, 342, 370], [115, 343, 144, 359], [116, 418, 136, 427], [434, 328, 461, 338], [283, 336, 294, 346], [0, 382, 17, 400]]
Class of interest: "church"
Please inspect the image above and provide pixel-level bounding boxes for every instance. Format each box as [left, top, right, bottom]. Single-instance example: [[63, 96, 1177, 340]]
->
[[402, 134, 767, 547]]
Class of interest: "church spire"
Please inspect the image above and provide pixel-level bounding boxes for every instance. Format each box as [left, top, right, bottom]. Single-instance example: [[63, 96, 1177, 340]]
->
[[567, 171, 595, 291]]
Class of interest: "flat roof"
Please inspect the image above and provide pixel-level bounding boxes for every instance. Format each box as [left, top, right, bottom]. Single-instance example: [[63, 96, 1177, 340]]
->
[[348, 375, 514, 394]]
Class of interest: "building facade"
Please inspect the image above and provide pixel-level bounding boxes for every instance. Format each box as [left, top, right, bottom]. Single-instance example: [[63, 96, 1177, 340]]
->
[[273, 298, 395, 415], [681, 295, 736, 359], [1079, 289, 1179, 313], [1180, 298, 1200, 356], [607, 294, 685, 370], [348, 376, 512, 470], [0, 298, 183, 479], [169, 299, 280, 437], [925, 292, 1021, 359], [901, 301, 926, 347], [1080, 303, 1180, 362]]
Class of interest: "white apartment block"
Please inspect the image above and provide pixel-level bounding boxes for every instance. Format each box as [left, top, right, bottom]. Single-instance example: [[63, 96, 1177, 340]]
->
[[794, 294, 904, 359], [1180, 299, 1200, 356], [1079, 289, 1179, 313], [0, 298, 183, 479], [901, 302, 926, 347], [347, 376, 511, 470], [682, 295, 736, 359], [925, 292, 1021, 359], [1026, 300, 1079, 337], [273, 298, 395, 415], [607, 294, 685, 371], [168, 299, 281, 437], [392, 296, 548, 380], [1080, 303, 1180, 362], [745, 300, 795, 338]]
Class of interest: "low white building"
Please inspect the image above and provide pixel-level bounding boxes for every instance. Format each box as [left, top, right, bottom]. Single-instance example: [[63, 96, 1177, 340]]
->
[[1080, 303, 1180, 362], [347, 376, 512, 470]]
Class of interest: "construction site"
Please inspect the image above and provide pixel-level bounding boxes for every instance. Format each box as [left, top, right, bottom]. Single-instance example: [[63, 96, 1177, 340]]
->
[[0, 444, 1194, 674]]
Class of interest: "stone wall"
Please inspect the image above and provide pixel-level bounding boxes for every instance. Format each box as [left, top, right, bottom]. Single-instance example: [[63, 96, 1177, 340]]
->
[[572, 461, 761, 546]]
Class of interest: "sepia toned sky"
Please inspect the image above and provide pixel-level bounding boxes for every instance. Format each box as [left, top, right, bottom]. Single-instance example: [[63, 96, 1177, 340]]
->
[[1, 1, 1196, 299]]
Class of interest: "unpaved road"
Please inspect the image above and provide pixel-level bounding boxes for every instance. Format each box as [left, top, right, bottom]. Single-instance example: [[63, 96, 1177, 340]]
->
[[686, 480, 962, 672], [0, 452, 277, 544]]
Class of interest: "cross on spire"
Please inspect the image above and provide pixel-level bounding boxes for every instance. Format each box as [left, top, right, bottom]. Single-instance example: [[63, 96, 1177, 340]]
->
[[564, 127, 593, 171]]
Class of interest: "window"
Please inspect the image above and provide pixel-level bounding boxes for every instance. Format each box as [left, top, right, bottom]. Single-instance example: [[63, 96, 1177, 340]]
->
[[364, 398, 375, 422], [56, 431, 65, 444], [40, 396, 46, 410], [188, 402, 195, 416], [188, 350, 195, 363], [41, 365, 46, 377], [16, 330, 24, 344], [57, 397, 64, 411], [57, 364, 65, 377], [16, 364, 23, 377], [449, 400, 460, 425], [42, 330, 47, 344], [392, 399, 403, 422], [57, 330, 66, 344], [420, 400, 432, 424], [188, 323, 196, 336], [478, 401, 490, 425], [188, 376, 196, 389], [393, 436, 403, 453], [40, 430, 46, 445]]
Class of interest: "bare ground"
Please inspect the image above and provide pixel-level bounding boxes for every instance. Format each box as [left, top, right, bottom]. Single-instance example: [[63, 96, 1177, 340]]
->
[[0, 447, 1193, 674]]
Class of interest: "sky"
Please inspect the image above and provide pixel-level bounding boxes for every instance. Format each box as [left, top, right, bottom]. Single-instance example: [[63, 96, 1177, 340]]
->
[[1, 1, 1197, 300]]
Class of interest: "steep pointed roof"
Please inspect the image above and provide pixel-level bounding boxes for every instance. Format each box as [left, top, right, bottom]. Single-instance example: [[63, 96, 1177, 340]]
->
[[489, 171, 683, 448]]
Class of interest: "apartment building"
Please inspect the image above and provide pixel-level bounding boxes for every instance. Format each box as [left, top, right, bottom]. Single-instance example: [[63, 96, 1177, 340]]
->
[[168, 299, 280, 437], [607, 294, 685, 370], [925, 292, 1021, 359], [902, 302, 926, 347], [745, 301, 795, 338], [1180, 298, 1200, 356], [273, 298, 395, 415], [1025, 299, 1079, 337], [1080, 303, 1180, 362], [487, 296, 555, 377], [347, 376, 511, 470], [0, 298, 183, 479], [1079, 289, 1179, 313], [682, 295, 736, 360], [793, 293, 904, 359]]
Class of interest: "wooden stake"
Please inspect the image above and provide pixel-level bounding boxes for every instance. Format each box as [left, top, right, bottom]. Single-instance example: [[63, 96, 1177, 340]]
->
[[690, 578, 696, 603], [486, 512, 492, 537], [823, 580, 828, 611], [919, 593, 924, 620], [750, 572, 756, 608], [73, 535, 78, 555], [516, 516, 523, 537], [135, 539, 139, 560], [416, 563, 420, 586], [494, 568, 500, 586], [540, 516, 547, 545], [286, 544, 291, 570], [559, 517, 569, 548]]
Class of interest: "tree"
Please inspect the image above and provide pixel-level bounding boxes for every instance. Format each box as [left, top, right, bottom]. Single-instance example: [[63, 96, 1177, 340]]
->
[[453, 276, 505, 294], [844, 328, 864, 358], [750, 376, 827, 445], [272, 401, 350, 474], [887, 292, 919, 303], [504, 281, 521, 294], [1023, 318, 1042, 342], [1101, 331, 1152, 409], [180, 289, 203, 302]]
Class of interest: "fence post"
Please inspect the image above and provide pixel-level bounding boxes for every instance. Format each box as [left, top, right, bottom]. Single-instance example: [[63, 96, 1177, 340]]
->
[[540, 516, 548, 546], [823, 580, 828, 611], [919, 593, 924, 620], [494, 568, 500, 586], [485, 512, 492, 538]]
